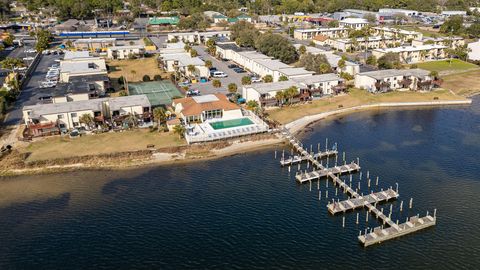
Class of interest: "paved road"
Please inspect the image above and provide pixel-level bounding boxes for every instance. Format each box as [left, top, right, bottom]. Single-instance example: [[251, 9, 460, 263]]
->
[[3, 54, 62, 126], [192, 45, 247, 95]]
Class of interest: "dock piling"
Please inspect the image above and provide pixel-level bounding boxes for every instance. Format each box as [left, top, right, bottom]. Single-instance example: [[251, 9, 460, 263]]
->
[[376, 176, 379, 186], [356, 213, 359, 224], [319, 190, 321, 200], [400, 201, 403, 211], [366, 213, 369, 222], [275, 151, 277, 159], [409, 198, 413, 209], [309, 181, 312, 191], [434, 208, 437, 218], [326, 190, 328, 198], [342, 216, 345, 228]]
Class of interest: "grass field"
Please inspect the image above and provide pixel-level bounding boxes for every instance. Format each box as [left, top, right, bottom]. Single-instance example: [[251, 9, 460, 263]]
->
[[268, 88, 466, 124], [22, 129, 185, 162], [442, 69, 480, 96], [107, 56, 170, 90], [413, 59, 479, 74]]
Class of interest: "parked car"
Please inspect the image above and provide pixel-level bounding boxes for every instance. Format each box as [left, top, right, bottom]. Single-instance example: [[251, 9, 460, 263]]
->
[[178, 81, 191, 87], [39, 81, 56, 88], [212, 71, 228, 78], [233, 67, 246, 73], [251, 77, 262, 83], [228, 64, 239, 69], [186, 89, 200, 96]]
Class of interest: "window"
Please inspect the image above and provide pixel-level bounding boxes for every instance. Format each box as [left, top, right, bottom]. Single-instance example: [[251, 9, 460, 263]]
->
[[57, 114, 63, 119], [71, 113, 77, 117], [88, 63, 95, 69]]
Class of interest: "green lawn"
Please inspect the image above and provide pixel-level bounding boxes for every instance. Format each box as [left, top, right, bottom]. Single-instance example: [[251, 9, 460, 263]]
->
[[413, 59, 479, 74]]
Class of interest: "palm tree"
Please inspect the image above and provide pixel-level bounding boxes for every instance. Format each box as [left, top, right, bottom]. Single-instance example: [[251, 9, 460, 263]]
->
[[190, 49, 198, 57], [246, 100, 259, 112], [125, 113, 138, 128], [275, 91, 284, 106], [205, 60, 213, 69], [187, 64, 197, 77], [241, 76, 252, 85], [184, 44, 191, 52], [228, 83, 237, 93], [173, 124, 186, 139], [79, 113, 94, 130], [153, 107, 167, 132]]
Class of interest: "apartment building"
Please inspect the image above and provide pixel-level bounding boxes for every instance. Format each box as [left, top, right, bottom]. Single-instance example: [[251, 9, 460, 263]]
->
[[371, 27, 423, 41], [412, 36, 465, 49], [60, 52, 107, 82], [293, 27, 348, 40], [372, 44, 447, 64], [354, 69, 433, 92], [324, 36, 396, 52], [338, 18, 369, 30], [107, 45, 146, 59], [73, 38, 116, 51], [167, 31, 231, 43]]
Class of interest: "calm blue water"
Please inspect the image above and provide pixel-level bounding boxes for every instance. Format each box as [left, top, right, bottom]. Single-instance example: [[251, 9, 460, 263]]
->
[[1, 97, 480, 269]]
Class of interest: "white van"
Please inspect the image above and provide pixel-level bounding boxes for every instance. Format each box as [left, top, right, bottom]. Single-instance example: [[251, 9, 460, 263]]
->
[[212, 71, 228, 78]]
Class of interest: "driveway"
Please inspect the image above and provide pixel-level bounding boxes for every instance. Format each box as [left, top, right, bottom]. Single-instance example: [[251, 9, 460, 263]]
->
[[192, 45, 247, 95]]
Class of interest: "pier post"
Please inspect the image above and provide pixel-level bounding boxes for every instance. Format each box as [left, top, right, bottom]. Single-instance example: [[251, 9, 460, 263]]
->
[[357, 157, 360, 167], [335, 155, 338, 166], [434, 208, 437, 218], [310, 144, 312, 154], [364, 228, 368, 235], [275, 150, 277, 159], [397, 220, 399, 226], [309, 181, 312, 191], [396, 182, 399, 193], [356, 213, 359, 224], [376, 176, 379, 186], [342, 216, 345, 228], [317, 180, 319, 190], [298, 163, 300, 170], [325, 138, 328, 152], [367, 171, 369, 179], [409, 198, 413, 209], [326, 180, 329, 187], [319, 190, 321, 200], [366, 213, 369, 222], [326, 190, 328, 198], [426, 210, 429, 216], [368, 179, 371, 188], [390, 204, 393, 214], [400, 201, 403, 211], [282, 150, 285, 160], [343, 152, 345, 165], [317, 143, 320, 154], [358, 182, 361, 190], [288, 166, 291, 173], [326, 156, 329, 168], [335, 188, 338, 196], [360, 172, 362, 181], [307, 161, 310, 169]]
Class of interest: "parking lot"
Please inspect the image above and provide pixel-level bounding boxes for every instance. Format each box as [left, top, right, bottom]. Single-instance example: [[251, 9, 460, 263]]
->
[[191, 45, 248, 95], [3, 53, 62, 126]]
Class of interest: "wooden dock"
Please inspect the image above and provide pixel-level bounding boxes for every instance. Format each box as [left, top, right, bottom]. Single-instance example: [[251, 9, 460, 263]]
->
[[358, 214, 436, 247], [327, 189, 398, 214], [281, 131, 437, 247], [295, 163, 361, 183], [280, 150, 337, 166]]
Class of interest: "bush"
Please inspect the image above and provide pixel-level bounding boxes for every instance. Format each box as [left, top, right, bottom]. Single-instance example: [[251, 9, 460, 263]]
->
[[241, 76, 252, 85], [212, 79, 221, 88], [142, 75, 151, 82], [154, 74, 162, 81]]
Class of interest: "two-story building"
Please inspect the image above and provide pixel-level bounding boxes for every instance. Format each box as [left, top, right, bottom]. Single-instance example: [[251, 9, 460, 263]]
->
[[372, 44, 447, 64], [354, 69, 434, 92]]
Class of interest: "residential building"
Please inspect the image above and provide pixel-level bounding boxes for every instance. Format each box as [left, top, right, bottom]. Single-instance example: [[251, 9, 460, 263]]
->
[[172, 94, 242, 124], [323, 36, 396, 52], [204, 11, 228, 23], [292, 45, 360, 76], [60, 52, 107, 82], [242, 74, 344, 107], [148, 16, 179, 27], [227, 14, 252, 23], [412, 36, 465, 49], [354, 69, 434, 92], [23, 95, 151, 135], [53, 74, 110, 102], [167, 31, 231, 44], [342, 9, 378, 19], [293, 27, 348, 40], [468, 39, 480, 61], [338, 18, 369, 30], [372, 27, 423, 41], [107, 45, 145, 59], [73, 38, 116, 51], [372, 44, 447, 64], [159, 52, 209, 78]]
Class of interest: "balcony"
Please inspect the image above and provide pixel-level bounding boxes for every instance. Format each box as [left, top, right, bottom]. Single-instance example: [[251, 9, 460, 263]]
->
[[400, 78, 412, 88], [332, 83, 347, 94], [374, 81, 391, 92], [259, 97, 278, 107], [417, 80, 434, 90]]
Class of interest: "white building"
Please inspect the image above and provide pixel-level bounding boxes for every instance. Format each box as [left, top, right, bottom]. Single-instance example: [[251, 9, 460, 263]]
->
[[354, 69, 433, 92], [441, 11, 467, 17], [412, 36, 465, 49], [372, 44, 447, 64], [467, 39, 480, 61], [338, 18, 369, 30], [324, 36, 396, 52], [293, 27, 348, 40], [372, 27, 423, 41], [167, 31, 231, 43], [107, 45, 145, 59], [23, 95, 151, 131], [160, 53, 210, 78], [242, 73, 344, 107], [378, 8, 418, 17], [60, 52, 107, 83]]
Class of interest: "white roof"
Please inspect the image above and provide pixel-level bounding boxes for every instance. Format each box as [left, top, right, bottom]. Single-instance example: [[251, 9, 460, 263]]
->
[[192, 95, 219, 103], [238, 51, 271, 60], [64, 51, 90, 60], [108, 45, 145, 50], [336, 36, 392, 43], [293, 73, 342, 85], [372, 26, 420, 36], [295, 27, 346, 33], [254, 58, 290, 70], [160, 53, 205, 66], [279, 67, 313, 76], [340, 18, 368, 24], [74, 38, 116, 43], [293, 44, 328, 55], [246, 81, 301, 94]]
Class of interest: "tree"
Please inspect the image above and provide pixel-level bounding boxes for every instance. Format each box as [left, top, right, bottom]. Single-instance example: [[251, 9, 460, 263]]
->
[[190, 49, 198, 57], [246, 100, 259, 112], [142, 75, 151, 82], [429, 70, 439, 79], [230, 21, 259, 47], [364, 13, 376, 24], [378, 53, 401, 69], [118, 76, 125, 85], [366, 55, 377, 66], [173, 124, 186, 139], [119, 90, 128, 96], [338, 59, 346, 69], [283, 86, 298, 105], [275, 90, 285, 105], [228, 83, 237, 93], [440, 16, 465, 34], [3, 34, 14, 47], [255, 33, 298, 64], [79, 114, 94, 130], [33, 29, 53, 52], [184, 44, 191, 52], [242, 76, 252, 85], [0, 57, 25, 71], [328, 20, 339, 27], [153, 107, 167, 131], [279, 75, 289, 81], [212, 79, 221, 88], [297, 53, 332, 74], [187, 64, 197, 76], [263, 75, 273, 83], [154, 75, 162, 81], [298, 45, 307, 55], [205, 60, 213, 69]]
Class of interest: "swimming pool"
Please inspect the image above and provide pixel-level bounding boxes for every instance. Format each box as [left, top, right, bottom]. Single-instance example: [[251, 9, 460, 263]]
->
[[209, 118, 254, 130]]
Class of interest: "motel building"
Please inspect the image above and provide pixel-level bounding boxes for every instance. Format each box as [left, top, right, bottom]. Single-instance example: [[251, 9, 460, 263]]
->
[[354, 69, 435, 93], [372, 44, 447, 64], [293, 27, 348, 40], [172, 94, 268, 144]]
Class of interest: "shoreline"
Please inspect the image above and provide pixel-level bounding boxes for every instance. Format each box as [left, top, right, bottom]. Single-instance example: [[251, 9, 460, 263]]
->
[[1, 98, 472, 176]]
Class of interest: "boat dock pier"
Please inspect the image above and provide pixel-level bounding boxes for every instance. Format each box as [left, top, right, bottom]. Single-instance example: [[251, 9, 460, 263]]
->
[[279, 131, 436, 247]]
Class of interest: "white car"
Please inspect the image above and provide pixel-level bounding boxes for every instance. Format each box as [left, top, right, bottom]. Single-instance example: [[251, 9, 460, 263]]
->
[[212, 71, 228, 78], [39, 81, 56, 88], [23, 57, 34, 61], [251, 77, 262, 83]]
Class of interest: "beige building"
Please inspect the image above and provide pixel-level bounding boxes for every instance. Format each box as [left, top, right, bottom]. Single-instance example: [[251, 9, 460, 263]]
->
[[107, 45, 146, 59], [372, 27, 423, 42], [73, 38, 116, 51], [324, 36, 396, 52], [372, 44, 447, 64], [412, 36, 465, 49], [23, 95, 151, 132], [338, 18, 369, 30], [293, 27, 348, 40], [167, 31, 231, 44], [172, 94, 242, 124], [354, 69, 433, 93]]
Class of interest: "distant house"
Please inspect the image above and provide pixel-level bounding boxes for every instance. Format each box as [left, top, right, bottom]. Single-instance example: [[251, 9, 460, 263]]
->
[[167, 31, 231, 44], [371, 27, 423, 42], [468, 39, 480, 61], [441, 11, 467, 17], [148, 16, 179, 27], [378, 8, 418, 17], [338, 18, 369, 30], [354, 69, 434, 92], [324, 36, 396, 52], [203, 11, 228, 24]]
